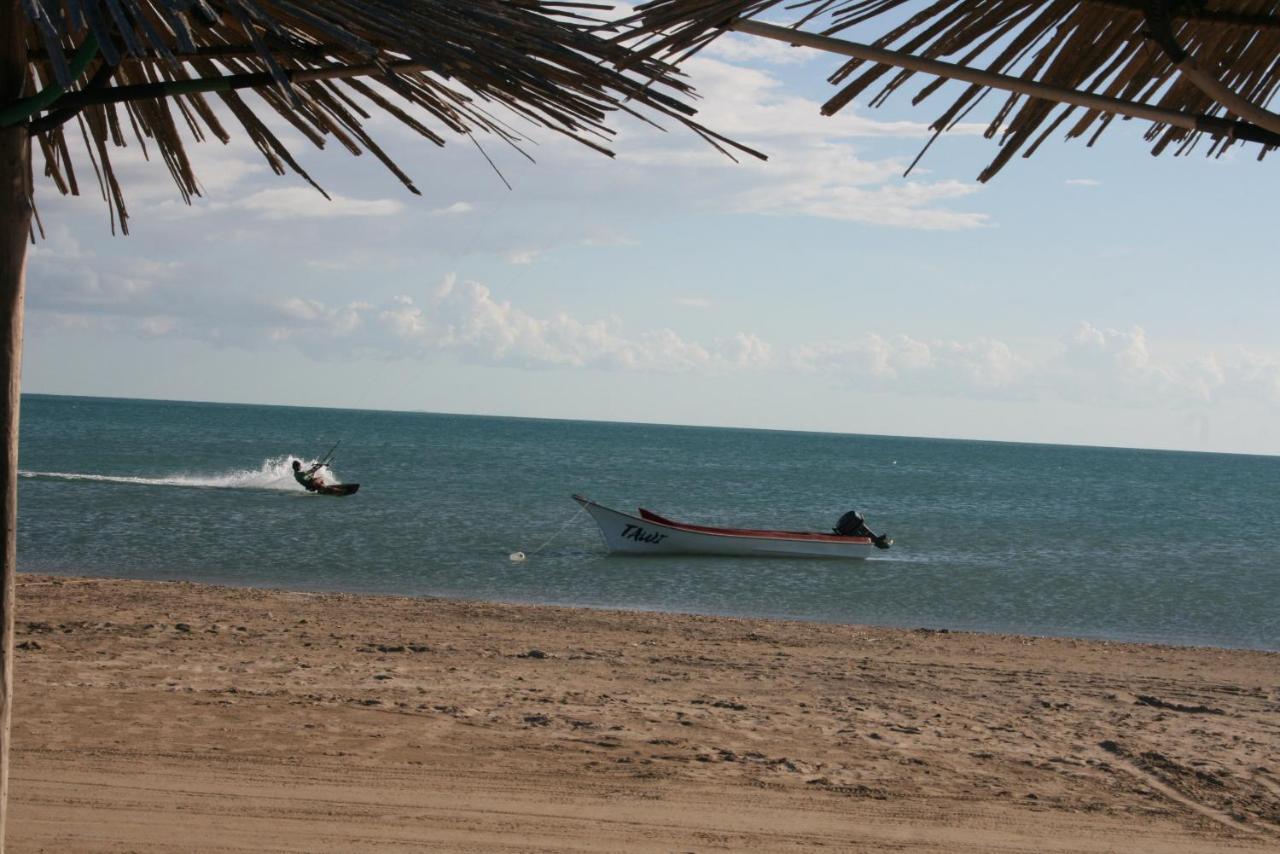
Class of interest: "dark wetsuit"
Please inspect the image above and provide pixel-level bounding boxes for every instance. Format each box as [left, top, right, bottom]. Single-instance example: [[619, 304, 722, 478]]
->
[[294, 465, 322, 492]]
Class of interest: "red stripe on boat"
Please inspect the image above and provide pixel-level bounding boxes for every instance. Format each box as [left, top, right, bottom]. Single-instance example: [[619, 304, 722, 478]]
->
[[638, 508, 871, 544]]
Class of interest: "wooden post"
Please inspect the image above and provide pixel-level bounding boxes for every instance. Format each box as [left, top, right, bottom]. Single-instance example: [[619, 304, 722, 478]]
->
[[0, 0, 31, 848]]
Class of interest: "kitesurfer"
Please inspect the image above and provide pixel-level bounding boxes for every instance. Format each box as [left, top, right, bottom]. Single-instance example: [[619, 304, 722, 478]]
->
[[291, 459, 328, 492]]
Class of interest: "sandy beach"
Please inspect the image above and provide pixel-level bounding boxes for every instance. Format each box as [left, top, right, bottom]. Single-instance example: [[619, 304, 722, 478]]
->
[[6, 573, 1278, 852]]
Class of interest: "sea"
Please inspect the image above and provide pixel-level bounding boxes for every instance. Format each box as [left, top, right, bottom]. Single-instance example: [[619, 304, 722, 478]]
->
[[17, 393, 1280, 651]]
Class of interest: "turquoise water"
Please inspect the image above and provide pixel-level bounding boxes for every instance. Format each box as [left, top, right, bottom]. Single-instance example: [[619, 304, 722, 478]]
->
[[17, 393, 1280, 650]]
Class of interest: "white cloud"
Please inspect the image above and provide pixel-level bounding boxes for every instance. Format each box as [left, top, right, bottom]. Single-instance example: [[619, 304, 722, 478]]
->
[[599, 57, 989, 230], [26, 250, 1280, 413], [29, 29, 991, 240], [703, 31, 817, 66], [27, 228, 174, 310], [650, 57, 936, 144], [1065, 178, 1102, 187], [29, 31, 990, 240], [139, 316, 179, 337], [274, 298, 327, 321], [506, 248, 542, 265], [237, 187, 404, 220], [343, 49, 990, 234], [719, 332, 774, 369], [1051, 322, 1233, 406], [729, 154, 987, 228], [789, 333, 1032, 396], [231, 282, 1280, 411], [429, 201, 474, 215], [580, 229, 638, 247]]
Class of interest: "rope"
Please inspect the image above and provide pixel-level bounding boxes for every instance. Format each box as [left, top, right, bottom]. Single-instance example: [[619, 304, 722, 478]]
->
[[510, 505, 586, 562]]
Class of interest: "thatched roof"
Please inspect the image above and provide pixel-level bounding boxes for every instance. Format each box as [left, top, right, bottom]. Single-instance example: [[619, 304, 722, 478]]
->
[[7, 0, 761, 233], [618, 0, 1280, 179]]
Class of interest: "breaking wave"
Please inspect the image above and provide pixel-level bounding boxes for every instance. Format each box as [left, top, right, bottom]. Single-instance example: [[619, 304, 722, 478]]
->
[[19, 455, 343, 491]]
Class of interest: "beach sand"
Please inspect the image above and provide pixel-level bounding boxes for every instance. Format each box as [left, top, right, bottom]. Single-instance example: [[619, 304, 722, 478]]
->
[[7, 574, 1279, 852]]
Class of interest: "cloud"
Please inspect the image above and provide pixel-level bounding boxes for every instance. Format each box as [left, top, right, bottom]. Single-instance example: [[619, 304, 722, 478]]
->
[[334, 275, 762, 372], [237, 187, 404, 220], [505, 248, 543, 265], [30, 30, 990, 242], [1050, 322, 1234, 406], [25, 251, 1280, 412], [345, 50, 991, 234], [33, 126, 278, 221], [429, 201, 474, 215], [790, 333, 1032, 397], [702, 31, 818, 66], [27, 228, 175, 311], [601, 58, 990, 230], [580, 229, 638, 247], [674, 57, 937, 142], [729, 157, 987, 229], [1065, 178, 1102, 187]]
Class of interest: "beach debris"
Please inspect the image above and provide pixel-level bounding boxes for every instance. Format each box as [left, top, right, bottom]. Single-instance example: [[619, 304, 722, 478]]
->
[[711, 699, 748, 711], [690, 698, 748, 711], [808, 780, 889, 798], [1135, 695, 1225, 715], [523, 714, 551, 726], [16, 641, 40, 651], [517, 649, 548, 659], [174, 623, 192, 633]]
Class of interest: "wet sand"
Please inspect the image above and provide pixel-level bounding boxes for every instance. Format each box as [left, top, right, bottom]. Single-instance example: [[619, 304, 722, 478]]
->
[[8, 574, 1280, 852]]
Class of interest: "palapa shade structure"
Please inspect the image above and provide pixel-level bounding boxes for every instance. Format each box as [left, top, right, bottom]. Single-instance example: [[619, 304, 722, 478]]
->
[[3, 0, 1279, 847], [619, 0, 1280, 179], [0, 0, 763, 846]]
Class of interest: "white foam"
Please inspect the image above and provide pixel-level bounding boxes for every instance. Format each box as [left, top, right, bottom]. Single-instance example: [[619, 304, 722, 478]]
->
[[20, 455, 343, 492]]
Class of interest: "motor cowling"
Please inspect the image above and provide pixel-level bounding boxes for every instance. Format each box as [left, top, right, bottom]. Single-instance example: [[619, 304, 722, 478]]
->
[[834, 510, 868, 537], [835, 510, 892, 549]]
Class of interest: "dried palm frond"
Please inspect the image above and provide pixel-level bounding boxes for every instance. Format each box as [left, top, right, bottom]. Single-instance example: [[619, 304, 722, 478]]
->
[[615, 0, 1280, 179], [8, 0, 764, 233]]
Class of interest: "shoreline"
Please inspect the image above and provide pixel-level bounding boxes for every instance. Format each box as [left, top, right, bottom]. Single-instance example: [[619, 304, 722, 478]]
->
[[26, 568, 1277, 654], [10, 572, 1280, 852]]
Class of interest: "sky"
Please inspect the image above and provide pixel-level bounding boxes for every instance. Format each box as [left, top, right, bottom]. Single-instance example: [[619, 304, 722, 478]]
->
[[20, 17, 1280, 456]]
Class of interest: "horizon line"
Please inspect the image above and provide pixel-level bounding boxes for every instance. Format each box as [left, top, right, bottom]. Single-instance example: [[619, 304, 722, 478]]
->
[[21, 390, 1277, 461]]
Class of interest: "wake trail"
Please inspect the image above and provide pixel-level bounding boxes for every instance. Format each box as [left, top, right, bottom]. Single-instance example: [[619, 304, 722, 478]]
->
[[20, 455, 344, 492]]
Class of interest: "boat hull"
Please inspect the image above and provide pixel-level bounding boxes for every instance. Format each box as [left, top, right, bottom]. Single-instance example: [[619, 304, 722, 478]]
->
[[314, 483, 359, 496], [574, 496, 873, 559]]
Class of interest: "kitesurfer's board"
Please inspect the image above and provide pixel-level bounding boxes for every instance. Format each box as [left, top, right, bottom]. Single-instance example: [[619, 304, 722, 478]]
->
[[315, 483, 359, 496]]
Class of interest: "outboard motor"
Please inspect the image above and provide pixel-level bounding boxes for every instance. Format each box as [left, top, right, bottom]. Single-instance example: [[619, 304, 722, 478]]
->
[[834, 509, 892, 550], [834, 510, 869, 537]]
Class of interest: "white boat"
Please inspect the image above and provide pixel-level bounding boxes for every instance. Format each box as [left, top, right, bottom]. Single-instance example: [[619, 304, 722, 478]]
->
[[573, 494, 886, 559]]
